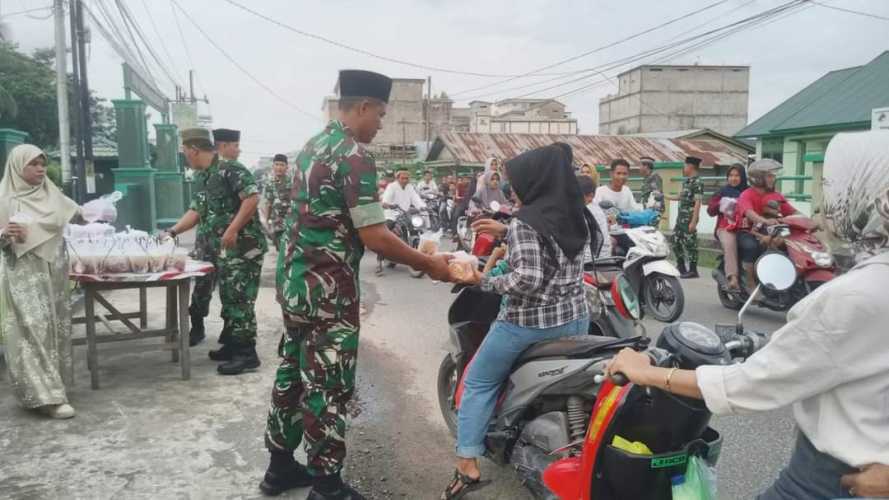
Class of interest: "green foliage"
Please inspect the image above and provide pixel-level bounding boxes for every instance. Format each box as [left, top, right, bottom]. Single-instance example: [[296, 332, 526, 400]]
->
[[45, 159, 62, 187], [0, 42, 117, 149]]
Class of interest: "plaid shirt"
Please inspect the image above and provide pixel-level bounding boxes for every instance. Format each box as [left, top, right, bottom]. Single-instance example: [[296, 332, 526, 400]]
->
[[480, 218, 588, 328]]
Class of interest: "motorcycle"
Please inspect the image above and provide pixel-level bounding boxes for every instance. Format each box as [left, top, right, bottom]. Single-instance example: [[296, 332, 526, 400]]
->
[[421, 192, 443, 232], [600, 201, 685, 323], [455, 199, 512, 253], [713, 214, 836, 311], [383, 206, 430, 278], [438, 253, 789, 499]]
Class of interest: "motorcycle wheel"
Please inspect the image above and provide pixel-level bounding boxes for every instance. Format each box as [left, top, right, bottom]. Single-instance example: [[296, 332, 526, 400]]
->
[[408, 235, 426, 278], [643, 273, 684, 322], [437, 354, 459, 437]]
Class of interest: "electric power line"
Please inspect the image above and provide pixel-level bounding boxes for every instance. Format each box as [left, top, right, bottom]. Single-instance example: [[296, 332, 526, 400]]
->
[[114, 0, 181, 90], [811, 0, 889, 22], [450, 0, 734, 98], [106, 0, 156, 85], [169, 0, 207, 100], [91, 0, 152, 79], [221, 0, 583, 79], [170, 0, 320, 120], [138, 0, 183, 82], [0, 5, 52, 19]]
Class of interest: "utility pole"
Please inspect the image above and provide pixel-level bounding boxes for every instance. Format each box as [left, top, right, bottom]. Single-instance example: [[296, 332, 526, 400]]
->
[[68, 0, 83, 202], [189, 70, 195, 103], [425, 76, 431, 150], [53, 0, 72, 187], [400, 120, 408, 167], [74, 0, 92, 201]]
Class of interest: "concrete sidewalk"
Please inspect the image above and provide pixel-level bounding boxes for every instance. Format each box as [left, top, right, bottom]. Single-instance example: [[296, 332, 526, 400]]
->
[[0, 251, 310, 500]]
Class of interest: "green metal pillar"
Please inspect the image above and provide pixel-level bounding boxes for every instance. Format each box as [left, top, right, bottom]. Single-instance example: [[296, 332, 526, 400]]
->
[[153, 123, 185, 229], [112, 99, 157, 231], [0, 129, 30, 179]]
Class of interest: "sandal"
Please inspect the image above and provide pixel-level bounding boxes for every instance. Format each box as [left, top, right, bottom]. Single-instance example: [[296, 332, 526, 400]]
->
[[441, 469, 490, 499]]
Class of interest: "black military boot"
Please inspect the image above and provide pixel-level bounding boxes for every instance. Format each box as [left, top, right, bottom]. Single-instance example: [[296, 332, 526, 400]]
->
[[189, 314, 206, 347], [208, 324, 234, 361], [307, 473, 366, 500], [681, 263, 700, 279], [217, 345, 261, 375], [258, 451, 313, 496], [676, 260, 687, 276]]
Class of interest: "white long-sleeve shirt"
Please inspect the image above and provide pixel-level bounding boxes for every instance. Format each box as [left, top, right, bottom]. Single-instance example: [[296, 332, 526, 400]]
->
[[593, 185, 641, 212], [417, 179, 438, 196], [381, 182, 425, 220], [697, 251, 889, 467]]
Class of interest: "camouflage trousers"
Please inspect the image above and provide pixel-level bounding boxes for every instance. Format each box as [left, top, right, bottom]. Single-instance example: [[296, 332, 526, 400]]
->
[[265, 319, 359, 476], [189, 253, 262, 346], [672, 219, 699, 268]]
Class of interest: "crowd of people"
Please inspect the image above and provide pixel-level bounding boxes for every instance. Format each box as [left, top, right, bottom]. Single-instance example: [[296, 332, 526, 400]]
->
[[1, 67, 887, 500]]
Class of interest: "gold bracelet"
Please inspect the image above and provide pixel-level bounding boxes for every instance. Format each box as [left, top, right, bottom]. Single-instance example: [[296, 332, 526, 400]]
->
[[665, 367, 678, 393]]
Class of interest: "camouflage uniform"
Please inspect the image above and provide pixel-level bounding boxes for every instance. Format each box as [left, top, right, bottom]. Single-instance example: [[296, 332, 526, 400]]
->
[[266, 120, 385, 476], [641, 171, 664, 225], [189, 157, 267, 347], [672, 175, 704, 268], [261, 173, 293, 250]]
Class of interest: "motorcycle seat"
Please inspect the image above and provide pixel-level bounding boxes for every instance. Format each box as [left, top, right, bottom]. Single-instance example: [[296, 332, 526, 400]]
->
[[516, 335, 632, 365]]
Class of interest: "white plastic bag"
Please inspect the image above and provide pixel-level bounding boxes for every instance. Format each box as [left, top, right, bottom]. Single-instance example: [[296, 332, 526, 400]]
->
[[81, 191, 123, 223], [719, 197, 737, 219], [419, 230, 443, 255], [447, 251, 479, 282]]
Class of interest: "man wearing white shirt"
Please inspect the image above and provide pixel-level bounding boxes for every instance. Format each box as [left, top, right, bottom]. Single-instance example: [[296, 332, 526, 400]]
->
[[378, 170, 426, 274], [607, 187, 889, 499], [577, 175, 611, 260], [592, 158, 642, 213], [381, 170, 425, 221], [416, 169, 438, 197]]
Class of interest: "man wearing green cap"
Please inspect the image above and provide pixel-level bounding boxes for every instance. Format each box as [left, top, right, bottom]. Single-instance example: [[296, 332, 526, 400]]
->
[[260, 70, 452, 499], [163, 127, 267, 375]]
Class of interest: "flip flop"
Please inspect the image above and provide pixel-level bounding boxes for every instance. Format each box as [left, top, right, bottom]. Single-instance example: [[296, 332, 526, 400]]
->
[[440, 469, 491, 499]]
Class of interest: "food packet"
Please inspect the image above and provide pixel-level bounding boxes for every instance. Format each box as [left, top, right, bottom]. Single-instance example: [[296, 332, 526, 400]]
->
[[447, 251, 479, 282], [419, 230, 443, 255]]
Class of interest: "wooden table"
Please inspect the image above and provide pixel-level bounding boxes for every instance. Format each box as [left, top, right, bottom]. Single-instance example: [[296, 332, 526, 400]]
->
[[70, 264, 211, 389]]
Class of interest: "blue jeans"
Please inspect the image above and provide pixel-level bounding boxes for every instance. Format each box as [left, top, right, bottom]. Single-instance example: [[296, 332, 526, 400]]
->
[[456, 317, 589, 458], [758, 431, 856, 500]]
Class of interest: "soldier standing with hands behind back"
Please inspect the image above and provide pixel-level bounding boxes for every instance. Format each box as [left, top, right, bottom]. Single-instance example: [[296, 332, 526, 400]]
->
[[671, 156, 704, 279], [163, 128, 267, 376], [260, 70, 452, 499], [260, 153, 292, 251]]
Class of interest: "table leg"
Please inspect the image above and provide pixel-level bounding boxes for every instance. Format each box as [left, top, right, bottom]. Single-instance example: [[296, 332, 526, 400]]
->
[[139, 287, 148, 329], [167, 285, 178, 363], [85, 288, 99, 390], [178, 280, 191, 380]]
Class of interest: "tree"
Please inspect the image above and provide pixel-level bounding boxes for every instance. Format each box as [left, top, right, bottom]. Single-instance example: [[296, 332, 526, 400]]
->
[[0, 43, 116, 148]]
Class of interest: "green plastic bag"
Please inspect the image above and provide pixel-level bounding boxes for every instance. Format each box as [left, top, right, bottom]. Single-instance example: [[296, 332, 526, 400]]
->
[[671, 456, 717, 500]]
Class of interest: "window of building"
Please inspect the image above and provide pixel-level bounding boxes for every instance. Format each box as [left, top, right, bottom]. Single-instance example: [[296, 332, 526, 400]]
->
[[649, 68, 663, 72]]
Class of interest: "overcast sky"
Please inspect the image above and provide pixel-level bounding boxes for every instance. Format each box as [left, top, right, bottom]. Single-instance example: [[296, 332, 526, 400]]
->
[[5, 0, 888, 165]]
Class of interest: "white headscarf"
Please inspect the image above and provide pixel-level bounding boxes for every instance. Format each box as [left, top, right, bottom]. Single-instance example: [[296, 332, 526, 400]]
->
[[0, 144, 80, 261]]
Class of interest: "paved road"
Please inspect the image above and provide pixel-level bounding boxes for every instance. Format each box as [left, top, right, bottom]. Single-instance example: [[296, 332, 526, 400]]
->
[[0, 251, 792, 499], [359, 253, 794, 499]]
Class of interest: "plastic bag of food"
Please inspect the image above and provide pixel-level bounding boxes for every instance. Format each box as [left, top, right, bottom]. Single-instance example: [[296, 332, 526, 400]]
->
[[419, 230, 443, 255], [719, 196, 737, 218], [670, 456, 717, 500], [169, 247, 189, 271], [81, 191, 123, 223], [447, 251, 479, 282]]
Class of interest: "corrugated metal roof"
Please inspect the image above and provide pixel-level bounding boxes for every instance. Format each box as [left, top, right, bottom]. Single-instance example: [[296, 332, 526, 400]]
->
[[736, 51, 889, 138], [427, 131, 749, 166]]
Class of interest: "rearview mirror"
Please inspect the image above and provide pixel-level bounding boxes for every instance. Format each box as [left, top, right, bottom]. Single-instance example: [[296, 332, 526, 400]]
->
[[489, 201, 501, 212], [755, 253, 796, 291]]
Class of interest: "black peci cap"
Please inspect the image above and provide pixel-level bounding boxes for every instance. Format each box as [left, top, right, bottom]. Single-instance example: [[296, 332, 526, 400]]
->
[[213, 128, 240, 143], [273, 154, 288, 163], [685, 156, 702, 167], [338, 70, 393, 103]]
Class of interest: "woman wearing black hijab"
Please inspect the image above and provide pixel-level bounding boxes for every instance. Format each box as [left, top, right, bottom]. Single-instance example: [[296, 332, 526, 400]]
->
[[441, 143, 596, 499]]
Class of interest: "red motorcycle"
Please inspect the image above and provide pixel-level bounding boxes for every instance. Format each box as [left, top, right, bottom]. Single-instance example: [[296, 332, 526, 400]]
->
[[713, 214, 836, 311]]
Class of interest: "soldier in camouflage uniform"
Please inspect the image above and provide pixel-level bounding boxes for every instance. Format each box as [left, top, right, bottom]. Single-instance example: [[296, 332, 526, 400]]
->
[[260, 153, 292, 251], [259, 70, 451, 500], [164, 128, 267, 376], [672, 155, 704, 279], [639, 156, 664, 225]]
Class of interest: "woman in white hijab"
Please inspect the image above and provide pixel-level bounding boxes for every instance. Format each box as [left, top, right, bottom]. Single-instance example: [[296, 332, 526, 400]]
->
[[1, 144, 80, 419]]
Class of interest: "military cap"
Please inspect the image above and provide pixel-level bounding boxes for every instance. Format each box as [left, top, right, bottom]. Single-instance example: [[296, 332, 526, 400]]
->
[[640, 156, 655, 164], [685, 156, 702, 167], [180, 128, 214, 150], [338, 70, 393, 103], [273, 153, 288, 164], [213, 128, 240, 143]]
